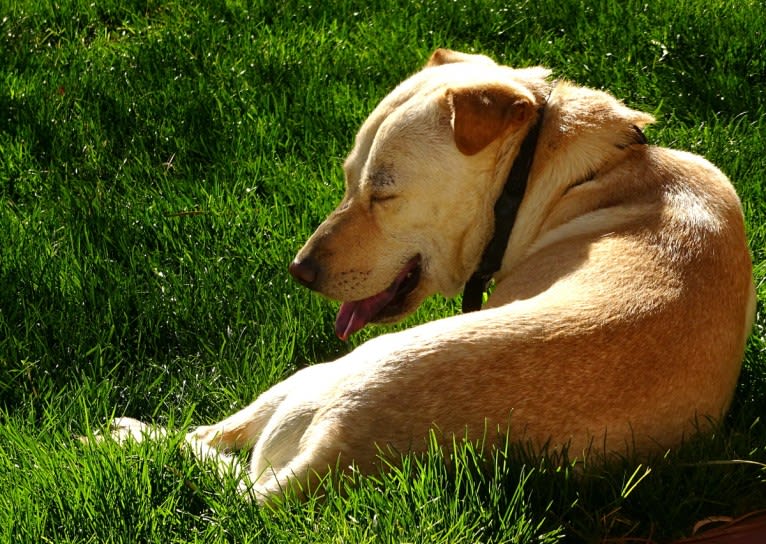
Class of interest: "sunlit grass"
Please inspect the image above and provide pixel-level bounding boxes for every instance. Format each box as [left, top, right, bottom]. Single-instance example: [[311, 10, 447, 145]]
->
[[1, 0, 764, 542]]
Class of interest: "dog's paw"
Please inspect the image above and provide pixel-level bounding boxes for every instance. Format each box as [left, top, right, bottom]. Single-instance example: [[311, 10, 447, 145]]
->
[[110, 417, 165, 443], [82, 417, 167, 445]]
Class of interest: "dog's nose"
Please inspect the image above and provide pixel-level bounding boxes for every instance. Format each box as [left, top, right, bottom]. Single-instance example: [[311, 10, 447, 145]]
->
[[289, 258, 319, 288]]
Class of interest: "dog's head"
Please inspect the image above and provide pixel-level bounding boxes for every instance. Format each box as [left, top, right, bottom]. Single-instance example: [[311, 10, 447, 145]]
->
[[290, 49, 551, 339]]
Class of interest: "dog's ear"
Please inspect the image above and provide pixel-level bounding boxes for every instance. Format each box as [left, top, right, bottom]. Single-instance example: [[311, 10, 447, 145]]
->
[[426, 48, 497, 68], [445, 85, 534, 156]]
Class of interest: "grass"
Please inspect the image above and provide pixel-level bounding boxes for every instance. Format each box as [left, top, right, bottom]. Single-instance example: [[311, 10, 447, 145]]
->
[[0, 0, 764, 541]]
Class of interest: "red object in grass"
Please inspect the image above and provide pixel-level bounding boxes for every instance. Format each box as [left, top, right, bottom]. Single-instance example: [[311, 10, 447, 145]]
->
[[673, 511, 766, 543]]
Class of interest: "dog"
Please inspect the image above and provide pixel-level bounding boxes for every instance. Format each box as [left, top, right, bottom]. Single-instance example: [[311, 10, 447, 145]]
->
[[103, 49, 755, 503]]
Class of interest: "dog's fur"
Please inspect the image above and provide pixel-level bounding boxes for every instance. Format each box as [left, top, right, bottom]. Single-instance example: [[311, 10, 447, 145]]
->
[[104, 50, 755, 503]]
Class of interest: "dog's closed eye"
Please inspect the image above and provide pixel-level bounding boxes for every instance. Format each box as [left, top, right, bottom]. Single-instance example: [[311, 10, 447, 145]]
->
[[368, 168, 398, 207], [369, 193, 399, 210], [371, 193, 398, 204]]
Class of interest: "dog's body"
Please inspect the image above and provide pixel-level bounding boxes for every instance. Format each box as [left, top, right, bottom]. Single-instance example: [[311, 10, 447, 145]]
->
[[107, 50, 755, 502]]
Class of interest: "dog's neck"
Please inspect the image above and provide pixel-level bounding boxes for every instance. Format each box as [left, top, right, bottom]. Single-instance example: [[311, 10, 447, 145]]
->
[[461, 103, 547, 313]]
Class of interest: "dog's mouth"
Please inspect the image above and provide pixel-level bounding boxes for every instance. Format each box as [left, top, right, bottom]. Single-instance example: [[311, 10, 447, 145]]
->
[[335, 255, 422, 341]]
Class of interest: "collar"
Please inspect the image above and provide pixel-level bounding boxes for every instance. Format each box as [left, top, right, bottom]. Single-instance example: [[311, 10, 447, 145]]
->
[[461, 103, 546, 313]]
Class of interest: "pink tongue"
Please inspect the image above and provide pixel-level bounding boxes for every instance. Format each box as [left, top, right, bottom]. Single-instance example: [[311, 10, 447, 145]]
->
[[335, 289, 396, 341], [333, 256, 420, 341]]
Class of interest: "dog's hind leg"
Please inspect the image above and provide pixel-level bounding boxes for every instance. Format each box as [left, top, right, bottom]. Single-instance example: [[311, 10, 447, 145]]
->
[[249, 418, 344, 504]]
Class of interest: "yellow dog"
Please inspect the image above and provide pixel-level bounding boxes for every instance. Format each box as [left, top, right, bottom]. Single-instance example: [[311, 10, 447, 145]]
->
[[104, 49, 755, 503]]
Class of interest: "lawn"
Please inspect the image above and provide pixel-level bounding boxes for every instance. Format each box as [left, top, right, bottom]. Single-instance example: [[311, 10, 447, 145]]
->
[[0, 0, 764, 542]]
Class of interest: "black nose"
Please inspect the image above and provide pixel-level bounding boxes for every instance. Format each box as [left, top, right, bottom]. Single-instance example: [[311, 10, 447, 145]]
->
[[289, 258, 319, 288]]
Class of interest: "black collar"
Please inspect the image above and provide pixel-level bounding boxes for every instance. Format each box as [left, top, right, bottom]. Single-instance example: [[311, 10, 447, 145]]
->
[[461, 104, 546, 313]]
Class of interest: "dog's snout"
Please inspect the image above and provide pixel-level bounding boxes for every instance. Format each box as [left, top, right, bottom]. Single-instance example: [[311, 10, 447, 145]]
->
[[289, 258, 319, 288]]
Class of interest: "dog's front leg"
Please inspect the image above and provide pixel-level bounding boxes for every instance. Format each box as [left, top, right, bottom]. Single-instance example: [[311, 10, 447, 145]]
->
[[187, 371, 305, 453], [187, 362, 345, 500]]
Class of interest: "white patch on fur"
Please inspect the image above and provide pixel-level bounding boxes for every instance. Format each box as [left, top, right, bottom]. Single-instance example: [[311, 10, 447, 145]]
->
[[525, 203, 656, 257], [665, 186, 720, 234]]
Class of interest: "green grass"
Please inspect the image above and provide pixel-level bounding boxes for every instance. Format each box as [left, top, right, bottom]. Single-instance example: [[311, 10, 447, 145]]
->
[[1, 0, 764, 541]]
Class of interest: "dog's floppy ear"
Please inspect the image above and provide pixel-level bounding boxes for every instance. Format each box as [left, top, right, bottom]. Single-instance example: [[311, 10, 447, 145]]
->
[[445, 85, 534, 156], [427, 48, 497, 67]]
